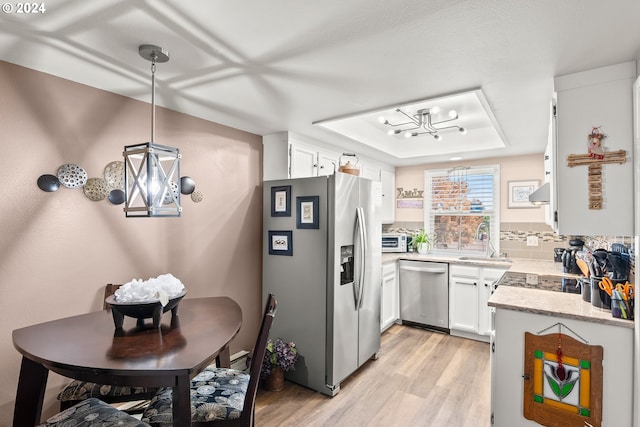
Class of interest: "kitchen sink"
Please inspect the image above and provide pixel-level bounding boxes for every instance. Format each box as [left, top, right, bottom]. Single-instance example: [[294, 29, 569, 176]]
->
[[458, 256, 512, 263]]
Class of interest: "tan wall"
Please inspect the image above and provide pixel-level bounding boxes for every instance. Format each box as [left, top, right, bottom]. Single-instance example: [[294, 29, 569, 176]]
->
[[0, 61, 263, 423], [395, 154, 547, 223]]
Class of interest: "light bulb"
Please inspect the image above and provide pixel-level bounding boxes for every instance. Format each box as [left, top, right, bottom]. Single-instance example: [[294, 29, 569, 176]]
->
[[388, 129, 400, 136], [434, 134, 442, 141], [378, 116, 388, 124], [404, 131, 414, 138], [459, 127, 467, 135], [448, 110, 458, 119], [429, 106, 440, 115]]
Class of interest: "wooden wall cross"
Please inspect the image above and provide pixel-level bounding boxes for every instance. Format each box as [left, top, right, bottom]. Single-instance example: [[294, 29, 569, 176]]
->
[[566, 150, 626, 209]]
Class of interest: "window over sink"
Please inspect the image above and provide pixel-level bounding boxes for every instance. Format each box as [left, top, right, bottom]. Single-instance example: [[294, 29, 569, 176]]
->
[[423, 165, 500, 256]]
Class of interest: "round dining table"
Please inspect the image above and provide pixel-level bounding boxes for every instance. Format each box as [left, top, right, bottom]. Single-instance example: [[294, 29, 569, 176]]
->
[[12, 296, 242, 426]]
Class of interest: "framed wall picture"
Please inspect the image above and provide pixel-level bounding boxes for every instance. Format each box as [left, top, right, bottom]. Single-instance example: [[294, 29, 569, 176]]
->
[[271, 185, 291, 217], [296, 196, 319, 229], [508, 180, 540, 209], [268, 230, 293, 256]]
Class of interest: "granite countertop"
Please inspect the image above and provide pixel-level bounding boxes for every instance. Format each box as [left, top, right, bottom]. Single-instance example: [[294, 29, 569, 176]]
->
[[488, 285, 634, 329], [382, 252, 578, 278]]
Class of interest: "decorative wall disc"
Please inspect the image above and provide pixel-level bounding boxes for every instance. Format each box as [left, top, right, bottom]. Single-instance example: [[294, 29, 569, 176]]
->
[[57, 163, 88, 188], [104, 161, 126, 190], [163, 181, 180, 205], [191, 190, 203, 203], [83, 178, 110, 201], [180, 176, 195, 194], [37, 174, 60, 192], [108, 189, 125, 205]]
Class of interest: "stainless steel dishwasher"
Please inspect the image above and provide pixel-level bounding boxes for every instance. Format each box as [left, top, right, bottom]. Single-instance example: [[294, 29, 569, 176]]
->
[[399, 260, 449, 332]]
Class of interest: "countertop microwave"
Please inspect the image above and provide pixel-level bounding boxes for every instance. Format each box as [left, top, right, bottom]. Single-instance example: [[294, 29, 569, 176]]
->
[[382, 233, 408, 253]]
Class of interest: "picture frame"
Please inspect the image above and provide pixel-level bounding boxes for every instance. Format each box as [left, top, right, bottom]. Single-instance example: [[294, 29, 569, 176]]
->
[[507, 180, 540, 209], [271, 185, 291, 217], [268, 230, 293, 256], [296, 196, 319, 229]]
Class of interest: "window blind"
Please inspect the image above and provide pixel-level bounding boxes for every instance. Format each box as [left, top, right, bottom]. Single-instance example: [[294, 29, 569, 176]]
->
[[424, 166, 500, 255]]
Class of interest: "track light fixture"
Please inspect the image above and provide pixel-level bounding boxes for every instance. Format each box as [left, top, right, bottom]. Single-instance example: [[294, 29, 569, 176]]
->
[[378, 107, 467, 140]]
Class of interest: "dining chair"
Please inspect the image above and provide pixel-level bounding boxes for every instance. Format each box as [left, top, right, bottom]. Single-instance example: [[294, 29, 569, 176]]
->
[[141, 293, 278, 426], [56, 284, 159, 411], [38, 397, 151, 426]]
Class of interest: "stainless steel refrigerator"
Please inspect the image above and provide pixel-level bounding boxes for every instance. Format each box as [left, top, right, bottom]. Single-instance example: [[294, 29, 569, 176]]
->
[[262, 173, 381, 396]]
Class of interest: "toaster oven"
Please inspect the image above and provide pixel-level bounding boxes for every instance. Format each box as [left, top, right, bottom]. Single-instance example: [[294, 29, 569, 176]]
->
[[382, 233, 408, 253]]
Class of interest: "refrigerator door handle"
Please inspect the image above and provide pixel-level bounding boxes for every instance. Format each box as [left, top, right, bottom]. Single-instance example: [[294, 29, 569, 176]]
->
[[356, 207, 367, 309]]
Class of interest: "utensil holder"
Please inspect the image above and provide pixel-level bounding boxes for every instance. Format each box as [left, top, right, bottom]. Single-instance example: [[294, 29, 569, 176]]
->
[[579, 277, 591, 302], [590, 277, 627, 310], [611, 294, 634, 320], [590, 277, 611, 309]]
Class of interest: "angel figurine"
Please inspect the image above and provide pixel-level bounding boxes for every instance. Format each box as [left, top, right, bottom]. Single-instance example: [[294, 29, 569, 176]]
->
[[587, 126, 606, 159]]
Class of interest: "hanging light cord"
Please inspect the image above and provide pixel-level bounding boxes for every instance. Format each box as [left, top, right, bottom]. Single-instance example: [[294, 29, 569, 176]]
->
[[150, 54, 157, 144]]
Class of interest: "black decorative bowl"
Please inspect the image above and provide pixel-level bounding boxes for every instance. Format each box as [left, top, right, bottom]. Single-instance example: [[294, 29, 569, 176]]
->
[[105, 291, 186, 329]]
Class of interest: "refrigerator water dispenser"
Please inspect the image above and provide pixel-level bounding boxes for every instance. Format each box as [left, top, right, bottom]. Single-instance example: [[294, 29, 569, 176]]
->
[[340, 245, 354, 286]]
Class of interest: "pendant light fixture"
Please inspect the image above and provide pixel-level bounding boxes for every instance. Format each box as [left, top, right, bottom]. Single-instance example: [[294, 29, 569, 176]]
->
[[123, 44, 181, 217]]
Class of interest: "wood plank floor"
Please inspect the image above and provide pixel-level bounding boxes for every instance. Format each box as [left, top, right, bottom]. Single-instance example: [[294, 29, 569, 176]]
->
[[255, 324, 491, 427]]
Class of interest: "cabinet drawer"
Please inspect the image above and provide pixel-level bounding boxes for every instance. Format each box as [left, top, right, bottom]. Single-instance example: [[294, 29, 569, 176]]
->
[[450, 265, 480, 279], [483, 268, 507, 281]]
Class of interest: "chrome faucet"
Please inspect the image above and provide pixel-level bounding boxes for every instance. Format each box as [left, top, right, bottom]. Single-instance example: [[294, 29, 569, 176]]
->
[[475, 222, 496, 257], [475, 222, 489, 241]]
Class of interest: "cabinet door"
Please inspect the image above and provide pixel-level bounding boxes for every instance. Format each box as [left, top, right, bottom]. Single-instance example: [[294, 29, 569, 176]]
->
[[290, 143, 318, 178], [381, 263, 398, 331], [449, 276, 478, 333], [317, 151, 338, 176], [478, 279, 494, 336], [554, 63, 634, 235], [380, 169, 395, 224], [360, 163, 381, 182]]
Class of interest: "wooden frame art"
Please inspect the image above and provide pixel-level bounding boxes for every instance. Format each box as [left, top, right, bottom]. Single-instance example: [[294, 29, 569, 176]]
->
[[523, 331, 603, 427]]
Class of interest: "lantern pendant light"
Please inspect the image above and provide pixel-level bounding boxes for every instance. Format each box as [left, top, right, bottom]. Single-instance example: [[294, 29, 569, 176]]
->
[[123, 44, 181, 217]]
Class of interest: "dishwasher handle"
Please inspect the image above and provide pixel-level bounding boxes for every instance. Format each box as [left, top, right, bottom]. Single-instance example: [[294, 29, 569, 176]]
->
[[400, 265, 447, 274]]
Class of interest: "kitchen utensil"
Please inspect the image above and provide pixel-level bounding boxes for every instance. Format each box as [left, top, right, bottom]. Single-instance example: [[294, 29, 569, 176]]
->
[[615, 282, 634, 301], [576, 259, 590, 277], [569, 238, 585, 247], [607, 252, 630, 280], [592, 250, 608, 276], [599, 277, 614, 296], [553, 247, 565, 262], [610, 243, 628, 253], [588, 258, 598, 278]]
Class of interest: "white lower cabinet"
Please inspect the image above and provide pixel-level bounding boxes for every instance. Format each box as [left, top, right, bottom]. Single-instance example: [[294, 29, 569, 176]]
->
[[449, 265, 506, 342], [381, 262, 399, 332]]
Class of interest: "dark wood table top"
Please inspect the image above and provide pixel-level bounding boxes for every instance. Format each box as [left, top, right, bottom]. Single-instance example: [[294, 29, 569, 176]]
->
[[12, 296, 243, 426]]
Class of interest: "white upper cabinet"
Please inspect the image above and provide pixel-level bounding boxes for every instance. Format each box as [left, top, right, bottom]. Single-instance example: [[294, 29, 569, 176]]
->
[[262, 132, 396, 223], [290, 143, 319, 178], [553, 62, 635, 236]]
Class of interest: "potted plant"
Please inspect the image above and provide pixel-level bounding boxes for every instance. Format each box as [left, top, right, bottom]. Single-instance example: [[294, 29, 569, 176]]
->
[[261, 338, 298, 391], [413, 229, 433, 254]]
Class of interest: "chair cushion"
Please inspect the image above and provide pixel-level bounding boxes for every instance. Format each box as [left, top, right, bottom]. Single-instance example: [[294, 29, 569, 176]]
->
[[57, 380, 157, 402], [142, 367, 249, 424], [38, 398, 150, 426]]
